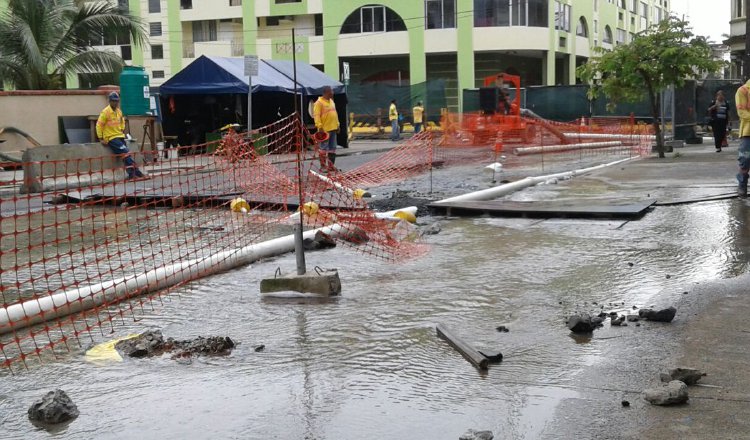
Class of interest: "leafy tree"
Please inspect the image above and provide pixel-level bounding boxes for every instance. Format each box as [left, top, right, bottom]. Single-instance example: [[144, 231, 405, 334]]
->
[[0, 0, 146, 90], [577, 16, 723, 158]]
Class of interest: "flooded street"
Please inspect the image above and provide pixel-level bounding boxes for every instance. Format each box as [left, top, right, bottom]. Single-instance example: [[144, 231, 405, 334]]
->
[[2, 167, 748, 439]]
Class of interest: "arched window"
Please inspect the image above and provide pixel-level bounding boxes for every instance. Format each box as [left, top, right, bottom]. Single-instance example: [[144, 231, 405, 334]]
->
[[341, 5, 407, 34], [603, 25, 613, 43], [576, 17, 588, 37]]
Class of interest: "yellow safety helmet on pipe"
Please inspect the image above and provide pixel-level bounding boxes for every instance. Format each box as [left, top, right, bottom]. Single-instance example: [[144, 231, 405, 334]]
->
[[230, 198, 251, 213], [301, 201, 319, 216], [393, 210, 417, 224]]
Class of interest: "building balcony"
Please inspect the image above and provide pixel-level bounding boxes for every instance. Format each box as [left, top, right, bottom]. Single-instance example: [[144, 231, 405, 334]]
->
[[182, 40, 244, 61]]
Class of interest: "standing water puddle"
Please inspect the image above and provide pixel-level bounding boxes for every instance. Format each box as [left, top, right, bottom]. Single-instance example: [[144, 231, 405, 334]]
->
[[2, 197, 750, 439]]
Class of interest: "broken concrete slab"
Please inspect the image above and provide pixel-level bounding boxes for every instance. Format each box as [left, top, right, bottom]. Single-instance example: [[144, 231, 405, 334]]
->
[[643, 380, 689, 406], [28, 390, 79, 425], [639, 306, 677, 323]]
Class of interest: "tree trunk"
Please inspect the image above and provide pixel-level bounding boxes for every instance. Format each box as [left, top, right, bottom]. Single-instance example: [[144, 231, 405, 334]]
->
[[644, 78, 664, 158]]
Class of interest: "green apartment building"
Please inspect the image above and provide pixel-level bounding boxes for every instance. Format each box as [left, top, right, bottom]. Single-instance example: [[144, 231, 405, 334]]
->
[[1, 0, 672, 109]]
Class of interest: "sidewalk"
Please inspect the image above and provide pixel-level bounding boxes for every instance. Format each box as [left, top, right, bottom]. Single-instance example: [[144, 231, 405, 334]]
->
[[532, 141, 750, 439]]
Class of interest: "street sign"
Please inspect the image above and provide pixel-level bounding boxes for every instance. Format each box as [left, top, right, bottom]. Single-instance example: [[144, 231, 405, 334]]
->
[[244, 55, 259, 77], [342, 62, 350, 86]]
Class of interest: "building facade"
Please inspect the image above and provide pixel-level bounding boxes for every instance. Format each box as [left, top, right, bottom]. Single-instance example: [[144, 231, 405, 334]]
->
[[728, 0, 746, 79], [1, 0, 672, 108]]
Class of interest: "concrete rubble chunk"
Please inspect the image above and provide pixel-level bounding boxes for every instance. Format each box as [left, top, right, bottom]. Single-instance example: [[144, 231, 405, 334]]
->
[[660, 367, 706, 385], [459, 429, 494, 440], [611, 315, 625, 326], [420, 222, 442, 236], [28, 390, 79, 425], [639, 306, 677, 323], [643, 380, 689, 405], [302, 231, 336, 251], [567, 314, 598, 333]]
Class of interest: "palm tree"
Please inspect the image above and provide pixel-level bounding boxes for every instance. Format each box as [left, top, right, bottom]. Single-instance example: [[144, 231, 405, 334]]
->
[[0, 0, 146, 90]]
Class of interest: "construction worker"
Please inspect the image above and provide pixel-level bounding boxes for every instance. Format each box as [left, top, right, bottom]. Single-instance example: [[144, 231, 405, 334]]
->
[[96, 92, 145, 180], [412, 101, 425, 134], [735, 80, 750, 197], [389, 99, 400, 141], [313, 86, 340, 171]]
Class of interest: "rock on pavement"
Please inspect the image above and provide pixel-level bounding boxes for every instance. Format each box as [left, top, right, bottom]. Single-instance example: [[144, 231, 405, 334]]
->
[[639, 306, 677, 322], [660, 367, 706, 385], [567, 314, 600, 333], [459, 429, 494, 440], [28, 390, 79, 425], [643, 380, 689, 405]]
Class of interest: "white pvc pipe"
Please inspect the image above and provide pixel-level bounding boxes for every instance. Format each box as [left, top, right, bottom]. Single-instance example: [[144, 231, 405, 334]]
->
[[434, 158, 634, 204], [563, 133, 657, 140], [513, 141, 622, 156], [0, 206, 416, 335]]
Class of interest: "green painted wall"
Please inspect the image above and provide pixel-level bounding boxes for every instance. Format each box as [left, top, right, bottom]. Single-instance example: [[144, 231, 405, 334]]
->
[[243, 0, 258, 54], [130, 0, 145, 66], [456, 0, 474, 107], [166, 0, 182, 76], [270, 0, 309, 16]]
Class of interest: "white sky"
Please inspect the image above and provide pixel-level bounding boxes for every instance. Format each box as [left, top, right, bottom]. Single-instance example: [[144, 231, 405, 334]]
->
[[670, 0, 730, 43]]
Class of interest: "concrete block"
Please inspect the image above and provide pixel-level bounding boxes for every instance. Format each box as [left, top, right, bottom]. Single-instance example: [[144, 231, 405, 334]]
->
[[260, 269, 341, 297], [21, 141, 143, 193]]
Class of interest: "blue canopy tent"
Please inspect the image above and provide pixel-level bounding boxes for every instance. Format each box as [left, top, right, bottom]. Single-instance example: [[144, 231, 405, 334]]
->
[[159, 56, 347, 147]]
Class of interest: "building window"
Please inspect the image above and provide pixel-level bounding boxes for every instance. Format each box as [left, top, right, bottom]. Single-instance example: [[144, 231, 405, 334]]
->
[[180, 0, 192, 9], [121, 45, 132, 61], [148, 0, 160, 13], [341, 6, 407, 34], [153, 71, 165, 79], [559, 36, 567, 48], [473, 0, 537, 27], [616, 27, 626, 44], [737, 0, 743, 18], [425, 0, 456, 29], [576, 17, 588, 37], [151, 44, 163, 59], [594, 19, 598, 34], [603, 25, 613, 43], [640, 1, 648, 27], [630, 0, 637, 13], [618, 0, 625, 8], [149, 22, 162, 36], [276, 0, 301, 3], [229, 0, 242, 5], [192, 20, 218, 42], [554, 1, 570, 32], [265, 17, 280, 26], [314, 14, 323, 36]]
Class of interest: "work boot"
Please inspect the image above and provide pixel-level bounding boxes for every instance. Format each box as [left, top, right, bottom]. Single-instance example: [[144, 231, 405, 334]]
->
[[739, 186, 748, 198]]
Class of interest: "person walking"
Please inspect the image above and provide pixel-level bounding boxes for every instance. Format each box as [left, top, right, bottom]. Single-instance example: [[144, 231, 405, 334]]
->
[[389, 99, 400, 141], [708, 90, 730, 152], [735, 80, 750, 197], [313, 86, 340, 172], [96, 92, 145, 180], [412, 101, 425, 134]]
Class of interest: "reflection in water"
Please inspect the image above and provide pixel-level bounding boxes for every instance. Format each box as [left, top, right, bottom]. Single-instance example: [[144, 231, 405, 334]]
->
[[2, 200, 749, 439]]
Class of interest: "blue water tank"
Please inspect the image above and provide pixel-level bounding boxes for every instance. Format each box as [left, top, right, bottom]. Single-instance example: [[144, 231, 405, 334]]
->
[[119, 66, 150, 115]]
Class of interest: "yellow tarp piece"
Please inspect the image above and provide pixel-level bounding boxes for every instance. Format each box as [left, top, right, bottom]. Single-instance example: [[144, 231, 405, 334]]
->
[[85, 334, 140, 364]]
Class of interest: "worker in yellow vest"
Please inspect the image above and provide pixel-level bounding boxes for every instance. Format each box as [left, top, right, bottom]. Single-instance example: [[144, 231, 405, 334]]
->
[[313, 86, 340, 172], [389, 99, 400, 141], [412, 101, 425, 134], [735, 79, 750, 197], [96, 92, 145, 180]]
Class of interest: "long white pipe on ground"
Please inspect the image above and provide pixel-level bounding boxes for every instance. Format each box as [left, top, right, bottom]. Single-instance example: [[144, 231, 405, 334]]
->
[[0, 206, 417, 335], [434, 158, 634, 205], [513, 141, 622, 156], [563, 133, 656, 140]]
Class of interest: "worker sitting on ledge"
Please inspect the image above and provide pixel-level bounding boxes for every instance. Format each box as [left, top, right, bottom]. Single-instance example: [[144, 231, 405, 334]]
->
[[96, 92, 146, 181]]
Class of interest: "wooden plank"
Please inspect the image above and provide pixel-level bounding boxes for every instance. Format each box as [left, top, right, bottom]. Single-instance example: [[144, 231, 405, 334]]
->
[[654, 193, 737, 206], [436, 323, 489, 370], [428, 200, 655, 219]]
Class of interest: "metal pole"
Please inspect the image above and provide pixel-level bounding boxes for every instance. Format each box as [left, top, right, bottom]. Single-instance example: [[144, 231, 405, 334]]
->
[[247, 77, 252, 134], [292, 28, 306, 276]]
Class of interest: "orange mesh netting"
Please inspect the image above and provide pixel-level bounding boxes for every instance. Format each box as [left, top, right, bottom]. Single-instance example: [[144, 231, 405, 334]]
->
[[0, 110, 653, 371]]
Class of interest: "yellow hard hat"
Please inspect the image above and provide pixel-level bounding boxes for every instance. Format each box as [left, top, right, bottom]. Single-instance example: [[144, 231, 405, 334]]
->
[[230, 198, 251, 213], [393, 210, 417, 224], [301, 201, 319, 216]]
